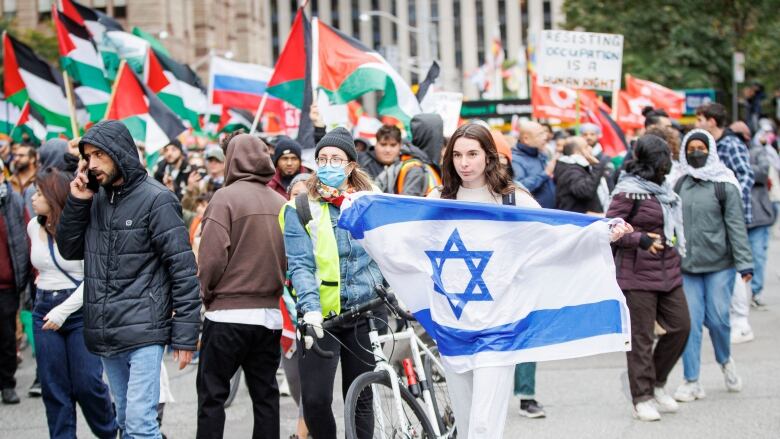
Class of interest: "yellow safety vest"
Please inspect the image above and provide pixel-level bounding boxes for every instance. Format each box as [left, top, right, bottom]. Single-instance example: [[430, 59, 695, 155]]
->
[[278, 198, 341, 317]]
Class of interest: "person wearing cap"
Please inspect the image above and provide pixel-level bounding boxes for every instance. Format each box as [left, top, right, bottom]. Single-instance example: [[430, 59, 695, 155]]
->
[[280, 127, 385, 439], [268, 136, 313, 200], [153, 139, 192, 200], [56, 120, 200, 437]]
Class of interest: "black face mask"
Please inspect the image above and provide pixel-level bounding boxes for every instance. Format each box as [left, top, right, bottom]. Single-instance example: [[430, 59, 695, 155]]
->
[[686, 151, 708, 169]]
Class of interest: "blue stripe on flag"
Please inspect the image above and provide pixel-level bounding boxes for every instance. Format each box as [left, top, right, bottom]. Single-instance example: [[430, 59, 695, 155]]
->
[[339, 194, 603, 239], [212, 75, 267, 95], [414, 299, 623, 357]]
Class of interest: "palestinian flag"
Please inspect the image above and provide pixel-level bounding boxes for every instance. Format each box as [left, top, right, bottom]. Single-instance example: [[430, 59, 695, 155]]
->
[[0, 100, 21, 135], [106, 61, 186, 152], [267, 9, 310, 109], [217, 107, 253, 133], [314, 18, 420, 127], [60, 0, 124, 80], [133, 27, 207, 132], [12, 102, 48, 145], [3, 32, 72, 137], [53, 6, 110, 122]]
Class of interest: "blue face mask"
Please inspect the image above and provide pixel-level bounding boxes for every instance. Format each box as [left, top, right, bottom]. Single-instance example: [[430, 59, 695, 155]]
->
[[317, 165, 348, 188]]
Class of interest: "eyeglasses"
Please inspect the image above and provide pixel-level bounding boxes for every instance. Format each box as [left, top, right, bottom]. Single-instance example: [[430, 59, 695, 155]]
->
[[316, 157, 348, 167]]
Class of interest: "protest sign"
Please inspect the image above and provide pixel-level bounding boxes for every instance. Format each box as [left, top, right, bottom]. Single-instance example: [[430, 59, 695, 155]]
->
[[536, 30, 623, 92]]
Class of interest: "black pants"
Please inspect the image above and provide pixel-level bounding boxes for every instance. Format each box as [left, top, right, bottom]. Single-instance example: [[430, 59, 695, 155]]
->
[[299, 316, 380, 439], [196, 319, 282, 439], [0, 290, 19, 390], [624, 287, 691, 404]]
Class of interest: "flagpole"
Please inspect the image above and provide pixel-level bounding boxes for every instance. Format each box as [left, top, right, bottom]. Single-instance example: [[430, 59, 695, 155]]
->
[[104, 60, 127, 120], [575, 90, 581, 135], [249, 93, 269, 134], [611, 86, 619, 120], [311, 17, 320, 109], [62, 71, 81, 137]]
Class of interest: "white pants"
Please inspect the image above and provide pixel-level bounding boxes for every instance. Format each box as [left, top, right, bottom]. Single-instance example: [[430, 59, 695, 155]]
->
[[444, 365, 515, 439], [730, 277, 752, 334]]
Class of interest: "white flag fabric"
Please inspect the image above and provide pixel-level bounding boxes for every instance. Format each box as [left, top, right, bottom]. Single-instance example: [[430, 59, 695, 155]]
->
[[339, 193, 631, 373]]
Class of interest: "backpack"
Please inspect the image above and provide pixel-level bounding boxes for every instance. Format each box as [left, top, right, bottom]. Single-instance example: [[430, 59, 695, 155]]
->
[[395, 155, 442, 196], [673, 175, 726, 215]]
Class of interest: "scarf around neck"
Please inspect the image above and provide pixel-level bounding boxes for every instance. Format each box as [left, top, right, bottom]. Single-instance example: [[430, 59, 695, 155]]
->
[[611, 172, 686, 257]]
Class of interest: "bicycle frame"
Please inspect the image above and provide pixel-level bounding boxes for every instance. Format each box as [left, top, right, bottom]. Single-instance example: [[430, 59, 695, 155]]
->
[[366, 314, 448, 438]]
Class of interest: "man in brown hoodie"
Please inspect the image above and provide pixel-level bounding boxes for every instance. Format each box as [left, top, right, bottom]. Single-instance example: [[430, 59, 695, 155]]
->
[[196, 134, 287, 439]]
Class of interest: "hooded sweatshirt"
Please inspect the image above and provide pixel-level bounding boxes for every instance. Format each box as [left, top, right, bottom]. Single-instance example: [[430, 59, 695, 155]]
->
[[411, 113, 444, 166], [198, 134, 287, 311]]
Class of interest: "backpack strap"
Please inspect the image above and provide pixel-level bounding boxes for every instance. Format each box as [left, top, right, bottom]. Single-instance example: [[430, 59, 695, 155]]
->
[[502, 191, 516, 206], [626, 196, 642, 224], [673, 175, 689, 194], [715, 182, 727, 215], [294, 192, 313, 234]]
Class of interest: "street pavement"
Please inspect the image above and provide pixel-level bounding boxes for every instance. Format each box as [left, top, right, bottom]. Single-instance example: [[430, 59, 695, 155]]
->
[[3, 238, 780, 438]]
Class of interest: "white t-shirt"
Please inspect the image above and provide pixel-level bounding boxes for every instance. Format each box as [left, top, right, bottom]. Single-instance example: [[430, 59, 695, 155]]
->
[[428, 185, 541, 208], [204, 309, 282, 329], [28, 219, 84, 290]]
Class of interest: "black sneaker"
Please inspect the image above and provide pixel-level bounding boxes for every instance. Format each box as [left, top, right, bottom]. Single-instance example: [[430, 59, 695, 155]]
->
[[28, 378, 42, 397], [1, 388, 20, 404], [519, 399, 546, 418]]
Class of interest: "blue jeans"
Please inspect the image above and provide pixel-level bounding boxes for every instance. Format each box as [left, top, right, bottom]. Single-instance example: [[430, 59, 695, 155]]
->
[[33, 289, 117, 439], [513, 362, 536, 399], [748, 226, 770, 296], [102, 345, 164, 439], [681, 269, 735, 382]]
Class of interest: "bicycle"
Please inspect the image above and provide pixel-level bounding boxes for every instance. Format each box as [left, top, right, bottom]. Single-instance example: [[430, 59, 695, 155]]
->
[[304, 286, 456, 439]]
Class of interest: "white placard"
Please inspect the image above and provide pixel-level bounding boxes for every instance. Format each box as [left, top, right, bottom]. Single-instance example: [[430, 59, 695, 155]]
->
[[536, 30, 623, 91], [420, 91, 464, 137]]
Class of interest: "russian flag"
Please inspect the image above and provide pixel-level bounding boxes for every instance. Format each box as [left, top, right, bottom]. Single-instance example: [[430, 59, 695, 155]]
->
[[208, 56, 272, 111], [338, 193, 631, 373]]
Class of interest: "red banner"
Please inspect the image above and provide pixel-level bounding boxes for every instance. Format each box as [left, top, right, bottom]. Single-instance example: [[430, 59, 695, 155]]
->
[[625, 75, 685, 119]]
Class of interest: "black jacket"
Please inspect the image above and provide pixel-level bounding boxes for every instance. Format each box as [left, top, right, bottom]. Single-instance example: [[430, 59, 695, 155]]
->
[[0, 182, 31, 294], [56, 120, 200, 355], [553, 160, 604, 213]]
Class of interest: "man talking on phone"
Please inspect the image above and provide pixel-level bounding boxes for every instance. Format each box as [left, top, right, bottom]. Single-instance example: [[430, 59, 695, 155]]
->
[[56, 120, 200, 438]]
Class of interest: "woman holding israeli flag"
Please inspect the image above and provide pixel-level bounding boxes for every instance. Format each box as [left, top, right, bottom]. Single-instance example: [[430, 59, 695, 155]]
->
[[280, 127, 386, 439], [607, 134, 691, 422], [427, 123, 631, 438]]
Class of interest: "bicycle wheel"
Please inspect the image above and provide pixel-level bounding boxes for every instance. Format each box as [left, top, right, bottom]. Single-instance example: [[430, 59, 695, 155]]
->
[[224, 366, 242, 408], [424, 355, 457, 437], [345, 370, 437, 439]]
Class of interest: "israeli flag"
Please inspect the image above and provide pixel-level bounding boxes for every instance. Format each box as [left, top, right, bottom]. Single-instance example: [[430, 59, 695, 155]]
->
[[339, 193, 631, 373]]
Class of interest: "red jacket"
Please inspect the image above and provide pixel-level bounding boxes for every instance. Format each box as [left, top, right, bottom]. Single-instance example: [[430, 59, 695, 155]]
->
[[267, 166, 312, 200], [607, 192, 682, 293]]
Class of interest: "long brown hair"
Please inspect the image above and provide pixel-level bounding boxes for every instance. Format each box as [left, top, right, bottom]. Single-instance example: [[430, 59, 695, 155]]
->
[[307, 163, 374, 199], [440, 123, 514, 200], [36, 169, 71, 237]]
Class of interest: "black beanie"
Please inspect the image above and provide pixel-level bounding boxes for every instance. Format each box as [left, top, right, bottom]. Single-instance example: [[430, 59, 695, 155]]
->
[[684, 132, 710, 150], [272, 136, 303, 164], [315, 127, 358, 162]]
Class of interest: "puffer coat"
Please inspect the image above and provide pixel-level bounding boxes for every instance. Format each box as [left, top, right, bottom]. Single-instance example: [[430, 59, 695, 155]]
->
[[56, 120, 200, 355]]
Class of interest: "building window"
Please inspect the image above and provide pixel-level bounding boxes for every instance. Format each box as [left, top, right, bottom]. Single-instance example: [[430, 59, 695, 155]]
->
[[475, 0, 484, 64], [521, 0, 529, 45], [331, 0, 339, 29]]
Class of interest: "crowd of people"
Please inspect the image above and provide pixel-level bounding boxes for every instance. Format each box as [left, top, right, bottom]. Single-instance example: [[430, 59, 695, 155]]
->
[[0, 98, 775, 438]]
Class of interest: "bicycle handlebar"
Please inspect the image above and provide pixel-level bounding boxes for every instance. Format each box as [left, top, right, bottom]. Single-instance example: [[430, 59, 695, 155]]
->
[[304, 285, 417, 359]]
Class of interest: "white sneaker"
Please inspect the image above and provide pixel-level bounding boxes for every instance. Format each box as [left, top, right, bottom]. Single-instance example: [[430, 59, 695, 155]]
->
[[633, 400, 661, 422], [731, 328, 755, 344], [653, 387, 679, 413], [278, 375, 291, 396], [674, 381, 706, 402], [721, 358, 743, 392]]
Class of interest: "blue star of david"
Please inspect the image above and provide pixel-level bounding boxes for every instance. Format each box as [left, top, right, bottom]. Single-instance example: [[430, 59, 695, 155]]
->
[[425, 229, 493, 319]]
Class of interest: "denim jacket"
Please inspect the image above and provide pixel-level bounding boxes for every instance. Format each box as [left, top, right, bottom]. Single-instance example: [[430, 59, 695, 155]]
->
[[283, 202, 384, 315]]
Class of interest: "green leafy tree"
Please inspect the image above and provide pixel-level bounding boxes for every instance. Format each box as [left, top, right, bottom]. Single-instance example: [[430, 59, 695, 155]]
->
[[563, 0, 780, 113]]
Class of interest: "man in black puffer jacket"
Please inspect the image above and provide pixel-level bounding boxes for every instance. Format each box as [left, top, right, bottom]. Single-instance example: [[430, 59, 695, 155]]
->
[[56, 120, 200, 438]]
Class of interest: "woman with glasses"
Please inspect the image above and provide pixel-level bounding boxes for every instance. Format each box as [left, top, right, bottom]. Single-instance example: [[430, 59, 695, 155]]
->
[[280, 127, 385, 439]]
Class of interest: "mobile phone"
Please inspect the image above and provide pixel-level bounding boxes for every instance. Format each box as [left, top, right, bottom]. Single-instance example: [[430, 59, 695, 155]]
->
[[198, 169, 208, 178], [86, 170, 100, 192]]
